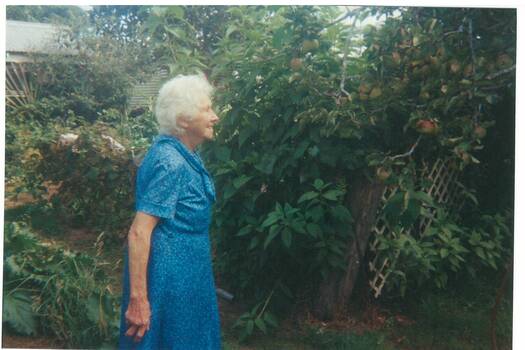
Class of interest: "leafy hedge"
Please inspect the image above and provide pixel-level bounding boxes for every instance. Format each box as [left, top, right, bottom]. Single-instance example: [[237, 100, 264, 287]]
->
[[3, 222, 120, 347]]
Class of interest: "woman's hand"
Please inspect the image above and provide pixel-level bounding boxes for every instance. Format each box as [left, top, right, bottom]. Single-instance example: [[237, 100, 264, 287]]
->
[[125, 296, 151, 343], [125, 212, 159, 343]]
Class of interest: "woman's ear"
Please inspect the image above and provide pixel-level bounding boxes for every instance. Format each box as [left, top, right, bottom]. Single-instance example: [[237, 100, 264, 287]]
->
[[177, 116, 190, 130]]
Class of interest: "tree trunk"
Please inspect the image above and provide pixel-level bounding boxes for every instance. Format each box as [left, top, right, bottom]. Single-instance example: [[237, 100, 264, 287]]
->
[[313, 174, 386, 320]]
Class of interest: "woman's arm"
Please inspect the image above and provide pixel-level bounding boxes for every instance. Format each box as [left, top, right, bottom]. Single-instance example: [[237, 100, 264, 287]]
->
[[124, 211, 159, 342]]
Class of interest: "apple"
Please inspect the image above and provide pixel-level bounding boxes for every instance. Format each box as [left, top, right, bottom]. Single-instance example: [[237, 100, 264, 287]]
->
[[497, 54, 513, 68], [369, 87, 382, 99], [450, 60, 461, 74], [416, 119, 438, 135], [376, 167, 391, 182], [359, 82, 371, 94], [392, 51, 401, 64], [419, 91, 430, 100], [463, 64, 473, 77], [458, 150, 471, 164], [474, 125, 487, 139], [302, 39, 320, 52], [290, 58, 302, 71], [413, 35, 422, 46], [288, 72, 302, 83]]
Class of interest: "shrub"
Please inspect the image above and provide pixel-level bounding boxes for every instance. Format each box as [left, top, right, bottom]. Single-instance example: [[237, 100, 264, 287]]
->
[[3, 222, 120, 348]]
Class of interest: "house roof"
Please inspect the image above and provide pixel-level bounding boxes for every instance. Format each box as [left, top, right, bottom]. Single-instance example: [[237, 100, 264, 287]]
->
[[6, 20, 75, 61]]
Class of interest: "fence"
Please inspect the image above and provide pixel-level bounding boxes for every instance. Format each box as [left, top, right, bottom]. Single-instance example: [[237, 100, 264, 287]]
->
[[368, 157, 466, 297]]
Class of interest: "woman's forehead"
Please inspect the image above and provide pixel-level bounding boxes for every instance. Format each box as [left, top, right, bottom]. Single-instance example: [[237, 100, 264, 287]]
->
[[199, 97, 212, 107]]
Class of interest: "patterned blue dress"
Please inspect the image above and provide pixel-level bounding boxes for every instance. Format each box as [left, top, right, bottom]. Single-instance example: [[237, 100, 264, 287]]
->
[[118, 134, 221, 349]]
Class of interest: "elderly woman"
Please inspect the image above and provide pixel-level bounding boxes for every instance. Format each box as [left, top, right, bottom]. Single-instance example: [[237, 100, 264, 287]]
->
[[118, 74, 221, 349]]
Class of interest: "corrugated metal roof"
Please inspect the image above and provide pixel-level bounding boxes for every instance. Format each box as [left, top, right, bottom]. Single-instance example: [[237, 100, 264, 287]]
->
[[6, 20, 71, 54]]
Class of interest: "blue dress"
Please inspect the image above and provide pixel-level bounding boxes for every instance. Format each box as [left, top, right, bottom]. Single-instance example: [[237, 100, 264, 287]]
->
[[118, 134, 221, 349]]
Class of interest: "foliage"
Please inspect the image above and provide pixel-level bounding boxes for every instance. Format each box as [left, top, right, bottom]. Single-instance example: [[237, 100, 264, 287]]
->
[[4, 202, 61, 236], [4, 5, 515, 345], [7, 5, 87, 25], [28, 45, 134, 119], [89, 5, 151, 44], [375, 206, 512, 296], [196, 6, 359, 337], [3, 222, 120, 347], [6, 10, 160, 231], [232, 291, 279, 342], [23, 117, 139, 233], [6, 78, 158, 236], [196, 4, 515, 334]]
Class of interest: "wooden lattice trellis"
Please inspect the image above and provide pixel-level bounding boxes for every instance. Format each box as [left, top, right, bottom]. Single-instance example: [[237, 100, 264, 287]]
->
[[368, 157, 466, 298]]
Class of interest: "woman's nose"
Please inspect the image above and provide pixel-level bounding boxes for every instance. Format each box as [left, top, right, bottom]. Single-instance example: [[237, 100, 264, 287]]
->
[[211, 110, 219, 123]]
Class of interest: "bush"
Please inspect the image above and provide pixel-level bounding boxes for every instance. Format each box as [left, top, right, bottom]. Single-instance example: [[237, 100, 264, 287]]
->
[[28, 120, 139, 233], [3, 222, 120, 348]]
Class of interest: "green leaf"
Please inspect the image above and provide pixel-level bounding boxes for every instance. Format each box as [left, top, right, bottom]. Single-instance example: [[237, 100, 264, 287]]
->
[[313, 179, 324, 190], [308, 146, 320, 157], [2, 290, 37, 336], [165, 26, 187, 39], [236, 225, 252, 237], [223, 184, 237, 200], [86, 168, 99, 180], [272, 27, 292, 48], [290, 220, 306, 234], [322, 189, 343, 201], [399, 199, 421, 227], [292, 141, 310, 159], [151, 6, 167, 17], [225, 25, 238, 39], [238, 128, 252, 147], [215, 146, 231, 162], [255, 318, 267, 333], [282, 228, 292, 248], [86, 295, 101, 324], [298, 191, 318, 203], [475, 247, 486, 259], [233, 175, 252, 189], [331, 205, 352, 222], [306, 223, 322, 237], [262, 213, 280, 228], [255, 154, 278, 174], [264, 312, 278, 327], [264, 226, 281, 249], [411, 191, 436, 206], [248, 236, 259, 250], [246, 319, 255, 335], [167, 6, 184, 19]]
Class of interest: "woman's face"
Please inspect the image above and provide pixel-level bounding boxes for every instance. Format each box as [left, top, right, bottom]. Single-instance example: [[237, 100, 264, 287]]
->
[[180, 97, 219, 143]]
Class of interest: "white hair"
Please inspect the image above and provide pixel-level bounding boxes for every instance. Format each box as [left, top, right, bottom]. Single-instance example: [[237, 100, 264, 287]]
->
[[155, 74, 214, 135]]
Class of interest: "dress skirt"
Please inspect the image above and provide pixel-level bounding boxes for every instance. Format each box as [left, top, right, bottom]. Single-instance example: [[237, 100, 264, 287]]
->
[[118, 229, 221, 349]]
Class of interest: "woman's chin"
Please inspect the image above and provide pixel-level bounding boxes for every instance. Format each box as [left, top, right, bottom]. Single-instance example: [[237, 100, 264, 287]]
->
[[205, 130, 215, 140]]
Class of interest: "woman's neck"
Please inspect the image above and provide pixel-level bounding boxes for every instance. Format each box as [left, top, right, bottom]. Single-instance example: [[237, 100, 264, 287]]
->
[[173, 133, 200, 152]]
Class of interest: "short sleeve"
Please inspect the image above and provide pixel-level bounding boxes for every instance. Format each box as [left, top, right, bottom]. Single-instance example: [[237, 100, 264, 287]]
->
[[135, 160, 184, 219]]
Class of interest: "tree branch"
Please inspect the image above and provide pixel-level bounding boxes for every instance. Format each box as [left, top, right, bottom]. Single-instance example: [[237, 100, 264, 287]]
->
[[388, 135, 422, 161], [468, 18, 477, 76], [324, 10, 353, 30], [486, 65, 516, 80]]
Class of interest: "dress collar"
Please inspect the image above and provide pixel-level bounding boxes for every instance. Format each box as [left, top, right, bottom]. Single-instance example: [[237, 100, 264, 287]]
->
[[154, 134, 204, 174], [154, 134, 216, 202]]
